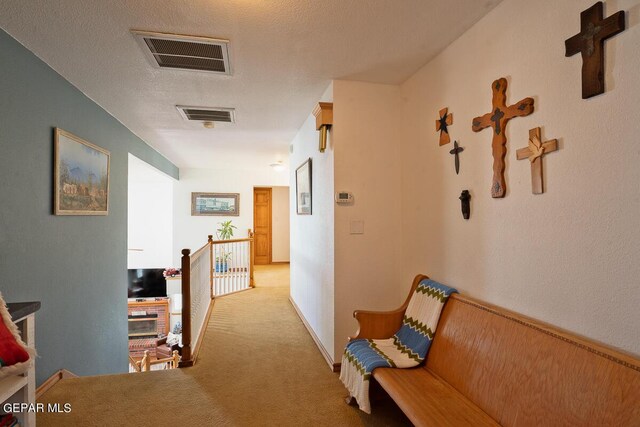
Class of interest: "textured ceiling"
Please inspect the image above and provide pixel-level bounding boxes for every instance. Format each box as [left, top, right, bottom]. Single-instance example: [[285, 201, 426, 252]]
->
[[0, 0, 501, 169]]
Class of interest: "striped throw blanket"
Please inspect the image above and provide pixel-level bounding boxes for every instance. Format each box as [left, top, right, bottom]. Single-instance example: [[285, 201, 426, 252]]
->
[[339, 279, 457, 413]]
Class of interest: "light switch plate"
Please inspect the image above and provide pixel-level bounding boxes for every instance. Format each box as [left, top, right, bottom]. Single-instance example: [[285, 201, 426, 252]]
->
[[350, 220, 364, 234]]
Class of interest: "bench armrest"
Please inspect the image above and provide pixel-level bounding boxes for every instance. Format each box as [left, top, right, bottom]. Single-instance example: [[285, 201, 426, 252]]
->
[[350, 308, 406, 340], [348, 274, 428, 341]]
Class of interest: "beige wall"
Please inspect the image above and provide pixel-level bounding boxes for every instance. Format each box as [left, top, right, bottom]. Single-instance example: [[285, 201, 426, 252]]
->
[[289, 83, 335, 360], [332, 80, 405, 361], [290, 0, 639, 363], [399, 0, 640, 355], [271, 186, 290, 262]]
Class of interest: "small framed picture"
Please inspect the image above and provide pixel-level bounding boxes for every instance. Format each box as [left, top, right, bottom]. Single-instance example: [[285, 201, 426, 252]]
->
[[296, 158, 312, 215], [54, 128, 110, 215], [191, 193, 240, 216]]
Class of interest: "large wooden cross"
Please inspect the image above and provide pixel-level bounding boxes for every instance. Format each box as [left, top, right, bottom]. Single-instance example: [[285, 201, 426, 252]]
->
[[565, 2, 626, 99], [472, 78, 534, 198], [516, 127, 558, 194]]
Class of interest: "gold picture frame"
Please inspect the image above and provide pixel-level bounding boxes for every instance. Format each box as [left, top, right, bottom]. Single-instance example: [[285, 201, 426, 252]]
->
[[54, 128, 110, 215]]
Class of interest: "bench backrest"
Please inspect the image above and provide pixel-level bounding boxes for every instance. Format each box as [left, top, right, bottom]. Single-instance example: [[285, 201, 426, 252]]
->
[[425, 294, 640, 426]]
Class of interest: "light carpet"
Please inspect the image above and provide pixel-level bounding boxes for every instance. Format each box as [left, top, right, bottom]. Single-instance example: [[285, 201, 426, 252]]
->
[[38, 266, 410, 426]]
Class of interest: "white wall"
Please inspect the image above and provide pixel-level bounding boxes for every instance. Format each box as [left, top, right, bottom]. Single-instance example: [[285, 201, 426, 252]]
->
[[289, 81, 406, 363], [272, 186, 290, 262], [290, 83, 335, 361], [128, 154, 175, 268], [332, 80, 405, 361], [399, 0, 640, 355], [173, 166, 289, 266]]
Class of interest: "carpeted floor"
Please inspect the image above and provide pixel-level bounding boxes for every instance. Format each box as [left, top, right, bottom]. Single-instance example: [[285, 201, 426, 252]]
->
[[38, 265, 410, 426]]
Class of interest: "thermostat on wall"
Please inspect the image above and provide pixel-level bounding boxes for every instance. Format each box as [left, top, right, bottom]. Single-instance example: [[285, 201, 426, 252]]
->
[[335, 191, 353, 204]]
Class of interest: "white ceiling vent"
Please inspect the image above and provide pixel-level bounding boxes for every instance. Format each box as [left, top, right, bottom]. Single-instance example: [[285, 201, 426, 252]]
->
[[177, 106, 236, 124], [132, 30, 231, 75]]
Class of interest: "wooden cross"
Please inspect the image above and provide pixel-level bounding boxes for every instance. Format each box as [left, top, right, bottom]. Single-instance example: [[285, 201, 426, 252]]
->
[[472, 78, 534, 198], [449, 140, 464, 175], [516, 127, 558, 194], [565, 2, 626, 99], [436, 107, 453, 146]]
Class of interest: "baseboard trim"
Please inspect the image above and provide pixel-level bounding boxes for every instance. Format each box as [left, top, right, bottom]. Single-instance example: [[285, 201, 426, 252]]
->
[[288, 296, 335, 371], [36, 369, 77, 398]]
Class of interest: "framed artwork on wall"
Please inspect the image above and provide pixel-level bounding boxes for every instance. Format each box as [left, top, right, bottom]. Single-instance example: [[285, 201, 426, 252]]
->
[[54, 128, 110, 215], [191, 192, 240, 216], [296, 158, 312, 215]]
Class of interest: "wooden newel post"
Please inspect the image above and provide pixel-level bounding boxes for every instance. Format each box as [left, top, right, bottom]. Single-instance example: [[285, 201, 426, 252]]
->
[[142, 350, 150, 372], [180, 248, 193, 367], [248, 229, 255, 287], [208, 235, 214, 298]]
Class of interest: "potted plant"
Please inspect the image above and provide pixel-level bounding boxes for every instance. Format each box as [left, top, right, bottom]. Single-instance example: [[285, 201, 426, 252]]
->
[[215, 220, 237, 272], [216, 220, 237, 240], [215, 252, 232, 273]]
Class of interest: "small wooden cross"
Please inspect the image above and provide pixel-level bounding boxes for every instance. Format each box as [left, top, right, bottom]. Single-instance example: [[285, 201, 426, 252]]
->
[[436, 107, 453, 146], [516, 127, 558, 194], [449, 140, 464, 175], [472, 78, 534, 198], [565, 2, 626, 99]]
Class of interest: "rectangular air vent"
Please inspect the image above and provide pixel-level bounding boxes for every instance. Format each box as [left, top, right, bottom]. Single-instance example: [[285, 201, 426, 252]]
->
[[177, 106, 236, 123], [132, 30, 231, 75]]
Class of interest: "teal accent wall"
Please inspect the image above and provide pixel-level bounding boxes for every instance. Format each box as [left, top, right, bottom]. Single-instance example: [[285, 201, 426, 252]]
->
[[0, 29, 179, 384]]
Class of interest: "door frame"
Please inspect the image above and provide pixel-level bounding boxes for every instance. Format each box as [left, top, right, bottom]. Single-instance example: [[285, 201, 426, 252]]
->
[[253, 187, 272, 264]]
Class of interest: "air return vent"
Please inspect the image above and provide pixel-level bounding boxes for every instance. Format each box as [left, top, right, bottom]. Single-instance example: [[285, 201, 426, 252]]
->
[[177, 106, 236, 124], [132, 30, 231, 74]]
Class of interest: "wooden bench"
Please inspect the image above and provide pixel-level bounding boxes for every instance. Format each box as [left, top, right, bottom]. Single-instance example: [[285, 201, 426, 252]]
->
[[350, 275, 640, 426]]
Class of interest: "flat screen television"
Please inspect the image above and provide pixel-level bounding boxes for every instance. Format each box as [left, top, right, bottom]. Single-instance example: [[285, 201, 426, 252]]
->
[[128, 269, 167, 298]]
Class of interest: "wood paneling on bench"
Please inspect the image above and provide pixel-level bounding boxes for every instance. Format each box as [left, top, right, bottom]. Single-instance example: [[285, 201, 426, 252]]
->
[[425, 294, 640, 426]]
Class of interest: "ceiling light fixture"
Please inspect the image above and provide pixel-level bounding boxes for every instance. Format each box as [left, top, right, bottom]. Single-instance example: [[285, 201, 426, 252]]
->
[[203, 121, 215, 129], [270, 161, 285, 172]]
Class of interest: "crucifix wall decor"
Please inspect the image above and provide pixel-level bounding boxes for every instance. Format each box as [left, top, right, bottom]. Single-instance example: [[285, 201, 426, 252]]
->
[[565, 2, 626, 99], [436, 107, 453, 146], [516, 127, 558, 194], [472, 78, 534, 198], [459, 190, 471, 220], [449, 141, 464, 175]]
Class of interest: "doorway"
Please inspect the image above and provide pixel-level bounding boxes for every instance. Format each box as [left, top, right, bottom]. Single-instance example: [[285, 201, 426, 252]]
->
[[253, 186, 290, 265], [253, 187, 272, 264]]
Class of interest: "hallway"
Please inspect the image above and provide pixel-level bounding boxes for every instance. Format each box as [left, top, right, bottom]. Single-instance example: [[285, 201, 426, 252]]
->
[[38, 265, 409, 426]]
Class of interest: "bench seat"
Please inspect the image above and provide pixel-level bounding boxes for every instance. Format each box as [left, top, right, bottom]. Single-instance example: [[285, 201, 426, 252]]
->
[[373, 367, 497, 427]]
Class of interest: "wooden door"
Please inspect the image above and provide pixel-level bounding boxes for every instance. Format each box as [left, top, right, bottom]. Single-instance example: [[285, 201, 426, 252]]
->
[[253, 188, 272, 265]]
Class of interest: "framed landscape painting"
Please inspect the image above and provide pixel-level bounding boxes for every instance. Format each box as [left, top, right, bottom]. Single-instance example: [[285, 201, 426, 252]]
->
[[54, 128, 110, 215], [191, 192, 240, 216], [296, 158, 312, 215]]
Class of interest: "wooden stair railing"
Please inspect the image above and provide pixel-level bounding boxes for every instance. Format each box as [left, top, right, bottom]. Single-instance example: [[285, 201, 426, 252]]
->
[[180, 231, 254, 367], [211, 232, 254, 296], [130, 351, 180, 372]]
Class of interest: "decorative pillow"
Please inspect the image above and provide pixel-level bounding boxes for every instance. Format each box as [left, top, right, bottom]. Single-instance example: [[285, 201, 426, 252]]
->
[[0, 292, 35, 378]]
